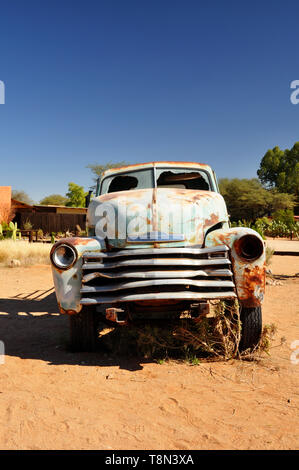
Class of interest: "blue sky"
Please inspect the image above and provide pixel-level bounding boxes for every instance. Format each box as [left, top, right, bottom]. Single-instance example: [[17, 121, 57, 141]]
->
[[0, 0, 298, 202]]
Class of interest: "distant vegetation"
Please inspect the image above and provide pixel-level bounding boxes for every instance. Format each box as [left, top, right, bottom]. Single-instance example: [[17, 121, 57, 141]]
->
[[65, 182, 88, 208], [12, 190, 33, 205], [257, 141, 299, 197], [218, 178, 295, 222], [38, 182, 88, 207], [39, 194, 69, 206], [231, 211, 299, 239], [8, 142, 299, 229], [218, 140, 299, 229], [87, 161, 128, 183]]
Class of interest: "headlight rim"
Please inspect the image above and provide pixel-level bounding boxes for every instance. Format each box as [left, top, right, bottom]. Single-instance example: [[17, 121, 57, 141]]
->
[[50, 242, 78, 270], [234, 234, 264, 262]]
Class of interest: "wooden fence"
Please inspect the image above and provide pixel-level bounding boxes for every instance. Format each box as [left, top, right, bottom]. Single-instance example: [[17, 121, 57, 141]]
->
[[17, 212, 87, 234]]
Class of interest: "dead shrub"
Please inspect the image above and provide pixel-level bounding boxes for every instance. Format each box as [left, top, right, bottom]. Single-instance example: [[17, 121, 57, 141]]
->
[[239, 323, 278, 361], [0, 202, 16, 224], [97, 300, 277, 363]]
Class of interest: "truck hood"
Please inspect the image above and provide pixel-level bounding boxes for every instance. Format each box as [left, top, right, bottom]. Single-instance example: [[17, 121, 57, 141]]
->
[[87, 188, 229, 249]]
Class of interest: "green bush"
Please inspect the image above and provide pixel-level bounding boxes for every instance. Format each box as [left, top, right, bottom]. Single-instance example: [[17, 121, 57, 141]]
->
[[230, 219, 265, 239], [0, 222, 19, 241], [231, 213, 299, 238]]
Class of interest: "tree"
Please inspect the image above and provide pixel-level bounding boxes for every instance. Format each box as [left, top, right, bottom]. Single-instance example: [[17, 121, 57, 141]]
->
[[257, 142, 299, 196], [218, 178, 294, 222], [87, 161, 129, 191], [39, 194, 69, 206], [12, 190, 33, 205], [65, 182, 87, 207]]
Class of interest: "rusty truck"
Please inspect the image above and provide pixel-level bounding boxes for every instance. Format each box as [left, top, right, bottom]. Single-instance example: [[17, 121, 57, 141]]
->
[[50, 162, 265, 352]]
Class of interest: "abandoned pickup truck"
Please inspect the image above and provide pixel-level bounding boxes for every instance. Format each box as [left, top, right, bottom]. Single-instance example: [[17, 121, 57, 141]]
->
[[50, 162, 265, 352]]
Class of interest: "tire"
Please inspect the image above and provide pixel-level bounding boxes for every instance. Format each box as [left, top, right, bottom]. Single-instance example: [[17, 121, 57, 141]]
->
[[69, 306, 98, 352], [239, 305, 262, 352]]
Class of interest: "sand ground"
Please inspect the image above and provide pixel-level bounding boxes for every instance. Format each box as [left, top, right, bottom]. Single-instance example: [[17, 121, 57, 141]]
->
[[0, 255, 298, 450]]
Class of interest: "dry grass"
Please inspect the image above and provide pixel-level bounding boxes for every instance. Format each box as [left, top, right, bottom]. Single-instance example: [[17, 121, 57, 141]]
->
[[174, 301, 241, 360], [266, 247, 275, 266], [0, 240, 51, 266]]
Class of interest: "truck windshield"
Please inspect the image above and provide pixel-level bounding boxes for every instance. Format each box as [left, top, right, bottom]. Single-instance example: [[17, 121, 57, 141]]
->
[[100, 167, 212, 194], [101, 169, 154, 194], [156, 168, 211, 190]]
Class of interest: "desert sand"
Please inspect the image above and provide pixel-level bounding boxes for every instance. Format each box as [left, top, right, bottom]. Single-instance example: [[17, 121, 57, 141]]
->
[[0, 255, 298, 450]]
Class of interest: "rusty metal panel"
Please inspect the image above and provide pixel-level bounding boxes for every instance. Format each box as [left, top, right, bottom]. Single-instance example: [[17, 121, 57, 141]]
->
[[80, 244, 236, 305], [82, 268, 233, 282], [87, 187, 229, 249], [51, 162, 265, 315], [82, 245, 229, 258], [82, 258, 232, 270], [80, 291, 237, 305], [80, 279, 235, 293], [51, 237, 104, 314], [205, 227, 266, 307]]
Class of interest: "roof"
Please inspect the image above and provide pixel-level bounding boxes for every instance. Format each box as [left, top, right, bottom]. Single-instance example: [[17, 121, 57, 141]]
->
[[11, 198, 33, 209], [34, 205, 87, 214], [101, 161, 212, 179], [12, 200, 87, 213]]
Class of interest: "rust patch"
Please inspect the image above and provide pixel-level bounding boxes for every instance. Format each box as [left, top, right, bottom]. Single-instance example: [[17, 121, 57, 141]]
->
[[51, 264, 65, 275], [167, 189, 214, 205], [204, 213, 219, 227], [213, 230, 240, 247], [105, 307, 128, 325], [99, 188, 150, 202], [238, 265, 266, 306], [57, 301, 78, 315], [69, 237, 94, 246], [51, 237, 94, 248]]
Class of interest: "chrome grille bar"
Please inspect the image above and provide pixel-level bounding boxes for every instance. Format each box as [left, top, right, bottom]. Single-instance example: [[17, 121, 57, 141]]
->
[[80, 244, 236, 304]]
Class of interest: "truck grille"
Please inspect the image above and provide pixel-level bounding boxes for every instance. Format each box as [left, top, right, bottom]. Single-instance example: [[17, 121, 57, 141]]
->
[[80, 245, 236, 305]]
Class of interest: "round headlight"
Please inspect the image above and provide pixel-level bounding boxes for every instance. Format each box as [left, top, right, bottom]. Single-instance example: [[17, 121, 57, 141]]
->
[[51, 243, 77, 270], [234, 235, 264, 261]]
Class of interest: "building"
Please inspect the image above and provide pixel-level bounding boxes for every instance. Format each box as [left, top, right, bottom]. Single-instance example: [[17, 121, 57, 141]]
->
[[0, 186, 87, 234], [0, 186, 12, 223]]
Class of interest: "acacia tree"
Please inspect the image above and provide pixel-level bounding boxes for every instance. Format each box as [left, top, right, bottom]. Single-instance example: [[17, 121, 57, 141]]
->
[[218, 178, 294, 221], [39, 194, 69, 206], [12, 190, 33, 205], [87, 161, 128, 191]]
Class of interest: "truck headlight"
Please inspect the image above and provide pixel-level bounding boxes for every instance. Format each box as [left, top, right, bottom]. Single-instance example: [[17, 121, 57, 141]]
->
[[234, 234, 264, 261], [51, 243, 77, 270]]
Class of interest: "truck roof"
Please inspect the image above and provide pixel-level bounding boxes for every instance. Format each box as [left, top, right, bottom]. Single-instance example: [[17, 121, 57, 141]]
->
[[101, 161, 212, 179]]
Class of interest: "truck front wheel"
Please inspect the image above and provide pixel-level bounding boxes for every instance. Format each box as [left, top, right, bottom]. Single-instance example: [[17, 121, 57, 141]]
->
[[69, 307, 98, 352], [239, 306, 262, 352]]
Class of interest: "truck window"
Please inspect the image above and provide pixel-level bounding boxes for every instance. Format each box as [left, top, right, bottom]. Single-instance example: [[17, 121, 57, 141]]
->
[[156, 169, 211, 190], [101, 169, 154, 194]]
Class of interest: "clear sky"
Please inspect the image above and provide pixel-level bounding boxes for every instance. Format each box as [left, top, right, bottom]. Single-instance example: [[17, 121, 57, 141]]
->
[[0, 0, 298, 202]]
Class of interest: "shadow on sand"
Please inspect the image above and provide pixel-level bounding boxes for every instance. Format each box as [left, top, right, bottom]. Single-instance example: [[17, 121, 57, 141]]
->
[[0, 289, 150, 371]]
